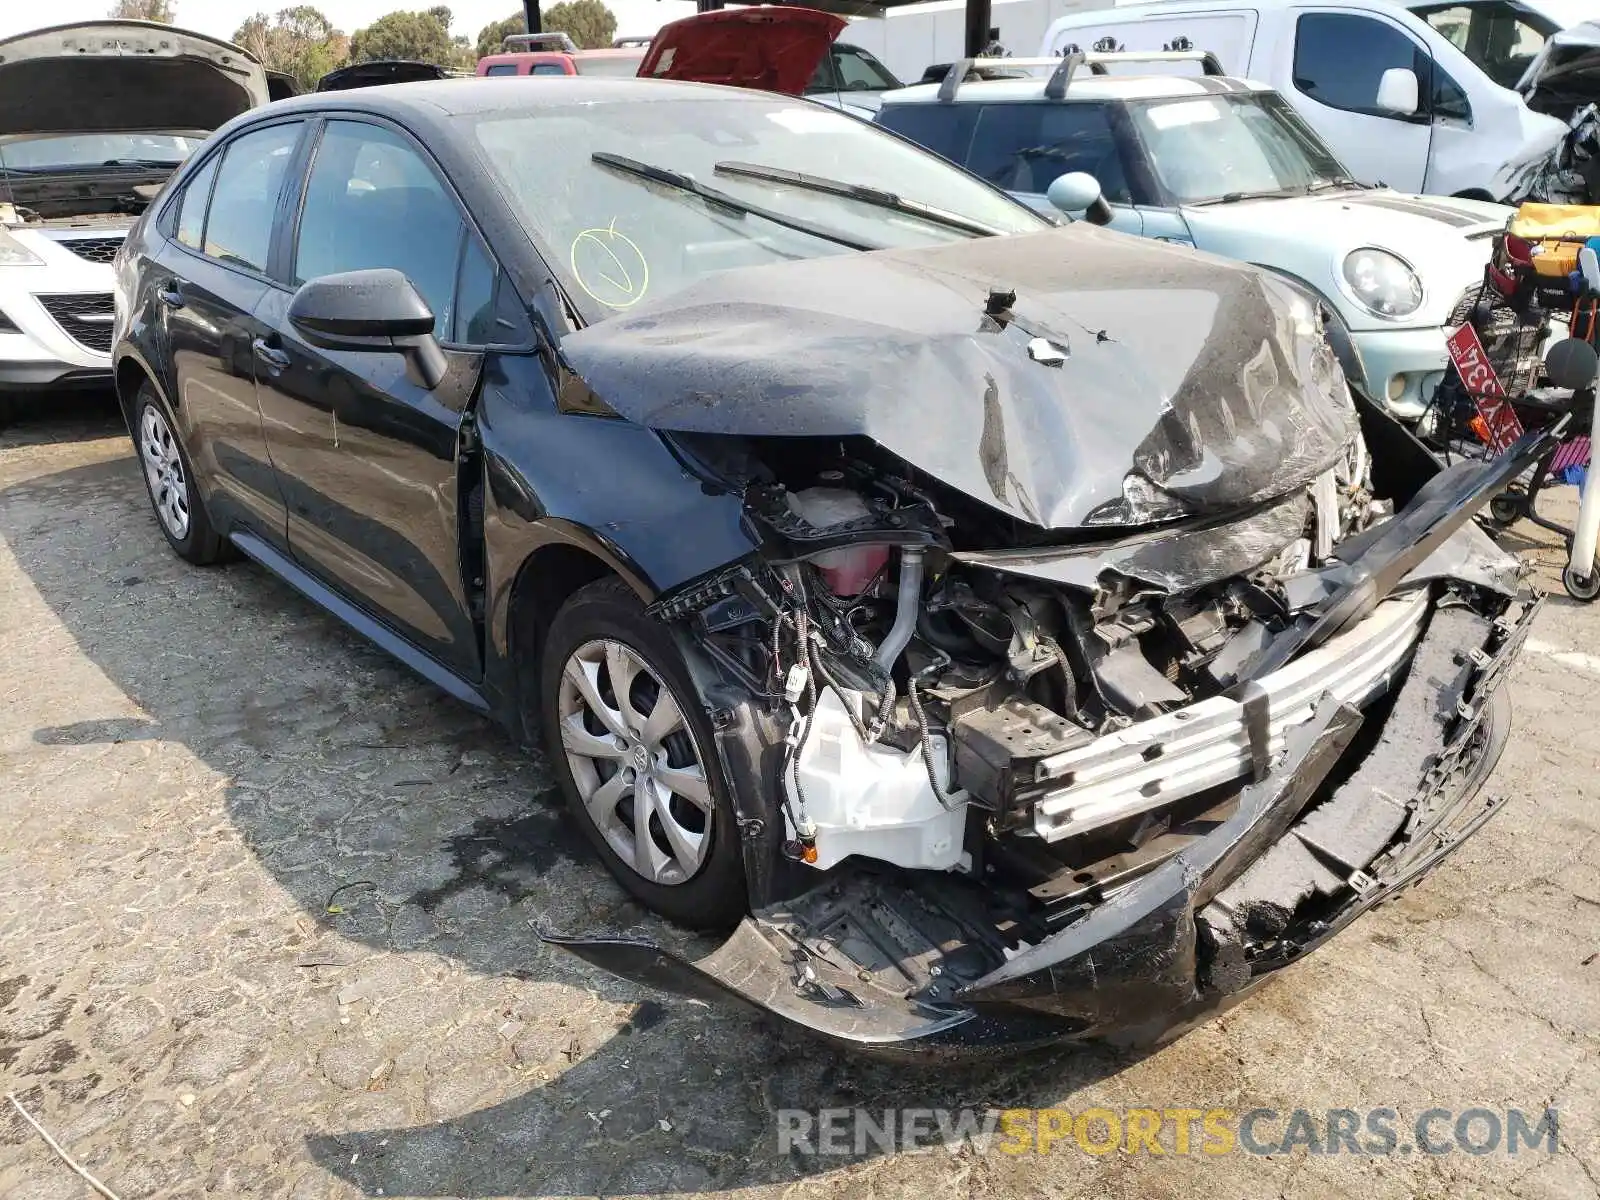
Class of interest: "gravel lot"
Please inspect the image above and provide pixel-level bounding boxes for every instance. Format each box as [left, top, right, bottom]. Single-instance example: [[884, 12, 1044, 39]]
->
[[0, 398, 1597, 1200]]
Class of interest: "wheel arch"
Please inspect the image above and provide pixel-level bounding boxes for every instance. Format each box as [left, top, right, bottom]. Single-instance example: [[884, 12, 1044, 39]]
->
[[113, 352, 156, 430], [502, 529, 654, 741]]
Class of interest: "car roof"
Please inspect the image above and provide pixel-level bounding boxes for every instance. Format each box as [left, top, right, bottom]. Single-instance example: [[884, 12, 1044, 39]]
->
[[247, 75, 798, 121], [880, 72, 1271, 105], [1051, 0, 1384, 15]]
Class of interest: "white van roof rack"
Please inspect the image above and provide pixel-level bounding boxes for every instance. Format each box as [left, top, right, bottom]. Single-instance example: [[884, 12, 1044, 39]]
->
[[936, 49, 1226, 102]]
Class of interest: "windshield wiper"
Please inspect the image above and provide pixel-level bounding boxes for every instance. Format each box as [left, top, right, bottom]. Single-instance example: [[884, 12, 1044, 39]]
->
[[714, 160, 1004, 238], [101, 158, 182, 169], [1305, 175, 1369, 193], [590, 152, 880, 252], [1187, 186, 1307, 206]]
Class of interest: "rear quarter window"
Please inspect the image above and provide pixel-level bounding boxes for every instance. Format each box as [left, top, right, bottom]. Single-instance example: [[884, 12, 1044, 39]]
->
[[874, 104, 981, 167]]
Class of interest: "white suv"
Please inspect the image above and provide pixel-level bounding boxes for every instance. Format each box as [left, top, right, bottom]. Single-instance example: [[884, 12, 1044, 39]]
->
[[876, 53, 1512, 421], [0, 21, 268, 409]]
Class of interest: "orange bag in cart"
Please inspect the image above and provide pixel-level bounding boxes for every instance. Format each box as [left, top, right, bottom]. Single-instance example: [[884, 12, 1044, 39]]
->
[[1510, 203, 1600, 278]]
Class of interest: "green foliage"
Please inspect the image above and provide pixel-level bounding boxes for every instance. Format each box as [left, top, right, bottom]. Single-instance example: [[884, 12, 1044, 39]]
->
[[471, 3, 619, 58], [475, 13, 526, 58], [234, 6, 350, 92], [543, 0, 618, 50], [109, 0, 176, 20], [349, 8, 473, 68]]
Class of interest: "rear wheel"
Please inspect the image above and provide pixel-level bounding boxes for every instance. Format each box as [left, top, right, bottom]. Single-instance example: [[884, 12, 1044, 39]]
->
[[539, 577, 747, 929], [132, 385, 228, 565]]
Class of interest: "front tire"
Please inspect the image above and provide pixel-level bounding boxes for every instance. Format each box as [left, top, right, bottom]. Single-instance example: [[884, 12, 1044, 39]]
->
[[539, 577, 747, 929], [132, 384, 228, 565]]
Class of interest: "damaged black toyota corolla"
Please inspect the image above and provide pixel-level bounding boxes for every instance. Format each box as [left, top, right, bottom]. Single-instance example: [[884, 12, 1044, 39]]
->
[[112, 79, 1554, 1058]]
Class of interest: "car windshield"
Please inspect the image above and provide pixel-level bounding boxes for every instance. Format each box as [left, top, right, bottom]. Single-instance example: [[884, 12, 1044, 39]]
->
[[1127, 92, 1351, 204], [467, 93, 1047, 323], [0, 132, 200, 172]]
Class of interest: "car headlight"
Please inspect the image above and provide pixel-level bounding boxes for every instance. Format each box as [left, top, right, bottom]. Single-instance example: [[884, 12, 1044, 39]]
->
[[0, 228, 43, 267], [1341, 248, 1422, 318]]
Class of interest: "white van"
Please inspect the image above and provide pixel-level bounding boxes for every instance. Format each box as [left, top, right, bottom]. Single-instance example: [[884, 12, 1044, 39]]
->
[[1038, 0, 1570, 197]]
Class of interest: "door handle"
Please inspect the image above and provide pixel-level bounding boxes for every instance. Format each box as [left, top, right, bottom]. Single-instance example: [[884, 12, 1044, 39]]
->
[[252, 338, 290, 372], [157, 286, 185, 310]]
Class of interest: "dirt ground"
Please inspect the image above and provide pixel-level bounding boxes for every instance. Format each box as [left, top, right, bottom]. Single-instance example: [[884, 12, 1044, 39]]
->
[[0, 397, 1597, 1200]]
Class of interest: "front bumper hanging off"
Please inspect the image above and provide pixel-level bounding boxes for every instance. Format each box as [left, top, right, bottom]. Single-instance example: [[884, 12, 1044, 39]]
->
[[546, 433, 1551, 1058]]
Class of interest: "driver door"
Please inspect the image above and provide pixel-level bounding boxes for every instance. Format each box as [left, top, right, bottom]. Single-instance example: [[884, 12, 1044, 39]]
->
[[251, 118, 493, 680]]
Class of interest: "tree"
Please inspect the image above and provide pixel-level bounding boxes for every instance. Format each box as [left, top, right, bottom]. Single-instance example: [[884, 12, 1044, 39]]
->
[[349, 8, 470, 67], [233, 7, 350, 92], [476, 12, 525, 58], [109, 0, 176, 20], [543, 0, 616, 49]]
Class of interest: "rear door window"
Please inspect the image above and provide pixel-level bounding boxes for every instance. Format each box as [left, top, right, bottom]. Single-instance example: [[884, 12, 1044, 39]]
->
[[965, 103, 1133, 203], [202, 122, 302, 273]]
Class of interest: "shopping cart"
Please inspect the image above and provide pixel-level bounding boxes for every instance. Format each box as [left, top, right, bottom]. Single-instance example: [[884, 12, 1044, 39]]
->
[[1424, 206, 1594, 565]]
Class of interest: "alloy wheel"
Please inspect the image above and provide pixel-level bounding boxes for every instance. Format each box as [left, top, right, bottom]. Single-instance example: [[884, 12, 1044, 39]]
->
[[556, 638, 713, 886], [138, 404, 191, 541]]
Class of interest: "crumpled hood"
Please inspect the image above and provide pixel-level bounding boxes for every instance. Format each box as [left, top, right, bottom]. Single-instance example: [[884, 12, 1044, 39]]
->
[[0, 21, 268, 137], [1182, 189, 1508, 329], [562, 226, 1358, 530]]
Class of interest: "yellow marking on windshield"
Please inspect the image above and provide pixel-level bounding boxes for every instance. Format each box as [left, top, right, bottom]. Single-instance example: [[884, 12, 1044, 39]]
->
[[570, 218, 650, 309]]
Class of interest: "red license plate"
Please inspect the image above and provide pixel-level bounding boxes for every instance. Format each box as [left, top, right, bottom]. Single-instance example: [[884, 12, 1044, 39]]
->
[[1447, 322, 1525, 456]]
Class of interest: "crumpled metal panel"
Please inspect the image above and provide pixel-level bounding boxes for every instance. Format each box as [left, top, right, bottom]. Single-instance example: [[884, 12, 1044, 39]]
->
[[1200, 607, 1490, 949], [561, 226, 1357, 531], [950, 492, 1311, 592]]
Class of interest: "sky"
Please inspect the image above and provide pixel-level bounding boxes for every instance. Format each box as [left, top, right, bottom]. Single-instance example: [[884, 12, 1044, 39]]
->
[[0, 0, 701, 45]]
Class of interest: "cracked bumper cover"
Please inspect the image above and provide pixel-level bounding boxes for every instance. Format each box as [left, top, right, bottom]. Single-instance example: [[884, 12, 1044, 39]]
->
[[545, 436, 1550, 1057]]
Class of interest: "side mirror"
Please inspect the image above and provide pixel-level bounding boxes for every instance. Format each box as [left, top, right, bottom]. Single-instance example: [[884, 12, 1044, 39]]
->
[[1046, 171, 1114, 227], [288, 268, 448, 390], [1546, 336, 1599, 390], [1376, 67, 1420, 117]]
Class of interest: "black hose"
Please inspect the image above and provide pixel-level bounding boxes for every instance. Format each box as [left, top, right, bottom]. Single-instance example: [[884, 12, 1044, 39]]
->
[[906, 676, 965, 811]]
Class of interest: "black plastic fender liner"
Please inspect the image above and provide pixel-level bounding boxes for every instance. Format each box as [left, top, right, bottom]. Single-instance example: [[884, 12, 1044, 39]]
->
[[540, 919, 1074, 1059]]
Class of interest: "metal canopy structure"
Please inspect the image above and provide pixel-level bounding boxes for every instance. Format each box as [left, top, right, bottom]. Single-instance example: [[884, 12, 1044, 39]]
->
[[522, 0, 1000, 59]]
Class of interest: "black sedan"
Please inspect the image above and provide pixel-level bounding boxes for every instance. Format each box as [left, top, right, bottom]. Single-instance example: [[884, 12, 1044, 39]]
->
[[112, 77, 1550, 1057]]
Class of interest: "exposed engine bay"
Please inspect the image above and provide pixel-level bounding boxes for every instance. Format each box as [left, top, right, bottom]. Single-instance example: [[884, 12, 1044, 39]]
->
[[0, 173, 163, 225], [659, 423, 1383, 859]]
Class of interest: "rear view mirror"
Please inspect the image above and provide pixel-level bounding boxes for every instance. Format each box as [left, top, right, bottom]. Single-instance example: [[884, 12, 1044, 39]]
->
[[1046, 171, 1114, 227], [1376, 67, 1420, 117], [288, 268, 448, 389]]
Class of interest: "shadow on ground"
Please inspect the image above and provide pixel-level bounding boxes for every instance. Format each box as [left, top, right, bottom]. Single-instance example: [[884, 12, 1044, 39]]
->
[[1, 422, 1143, 1197]]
